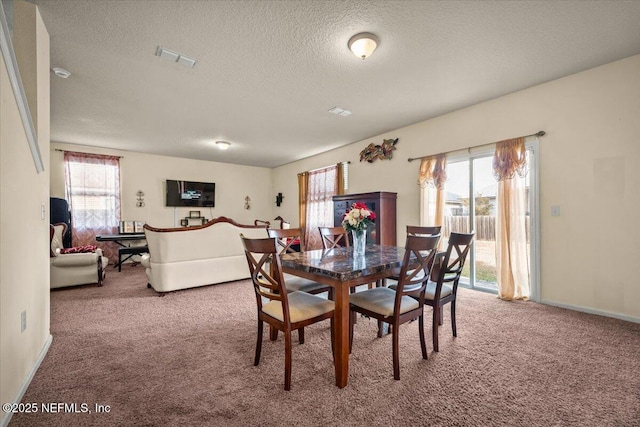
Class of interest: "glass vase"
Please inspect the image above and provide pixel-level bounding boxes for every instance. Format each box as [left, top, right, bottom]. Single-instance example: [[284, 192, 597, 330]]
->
[[352, 229, 366, 256]]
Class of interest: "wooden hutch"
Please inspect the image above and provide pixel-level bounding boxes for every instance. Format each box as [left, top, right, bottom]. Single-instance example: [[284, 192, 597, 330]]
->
[[332, 191, 397, 246]]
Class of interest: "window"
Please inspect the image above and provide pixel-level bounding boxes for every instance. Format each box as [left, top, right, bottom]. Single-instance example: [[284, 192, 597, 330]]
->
[[298, 162, 348, 249], [64, 152, 121, 260]]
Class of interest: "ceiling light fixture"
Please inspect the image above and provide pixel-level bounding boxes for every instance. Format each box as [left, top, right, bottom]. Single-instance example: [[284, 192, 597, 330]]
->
[[215, 141, 231, 150], [348, 32, 379, 60], [52, 67, 71, 78]]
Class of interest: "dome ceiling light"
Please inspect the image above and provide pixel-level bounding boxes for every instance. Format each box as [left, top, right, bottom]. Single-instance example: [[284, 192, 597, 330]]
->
[[215, 141, 231, 150], [52, 67, 71, 78], [348, 32, 379, 60]]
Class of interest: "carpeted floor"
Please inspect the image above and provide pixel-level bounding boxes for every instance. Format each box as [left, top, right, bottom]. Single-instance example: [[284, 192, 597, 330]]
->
[[10, 265, 640, 426]]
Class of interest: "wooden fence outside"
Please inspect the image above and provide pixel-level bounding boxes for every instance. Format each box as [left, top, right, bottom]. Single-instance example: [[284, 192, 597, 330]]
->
[[443, 215, 530, 241]]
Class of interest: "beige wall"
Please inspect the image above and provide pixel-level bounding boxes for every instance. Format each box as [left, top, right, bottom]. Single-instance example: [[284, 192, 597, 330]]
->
[[50, 143, 274, 229], [273, 54, 640, 321], [0, 0, 50, 417]]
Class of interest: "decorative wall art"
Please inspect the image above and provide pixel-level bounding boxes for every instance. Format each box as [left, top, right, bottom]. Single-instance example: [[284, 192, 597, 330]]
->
[[359, 138, 399, 163], [136, 190, 145, 207], [275, 192, 284, 207]]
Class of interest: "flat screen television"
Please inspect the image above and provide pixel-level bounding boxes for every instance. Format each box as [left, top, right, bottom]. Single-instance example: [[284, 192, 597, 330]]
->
[[166, 180, 215, 207]]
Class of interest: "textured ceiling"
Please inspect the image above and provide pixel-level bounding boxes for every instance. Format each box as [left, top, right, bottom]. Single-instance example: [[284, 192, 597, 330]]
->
[[31, 0, 640, 168]]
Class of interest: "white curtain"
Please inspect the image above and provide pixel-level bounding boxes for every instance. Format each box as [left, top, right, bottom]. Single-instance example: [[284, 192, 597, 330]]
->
[[305, 165, 338, 250], [493, 138, 530, 300], [64, 152, 121, 261], [418, 154, 446, 237]]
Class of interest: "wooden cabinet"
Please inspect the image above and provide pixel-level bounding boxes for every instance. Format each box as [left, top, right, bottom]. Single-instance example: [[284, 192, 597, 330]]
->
[[333, 191, 397, 246]]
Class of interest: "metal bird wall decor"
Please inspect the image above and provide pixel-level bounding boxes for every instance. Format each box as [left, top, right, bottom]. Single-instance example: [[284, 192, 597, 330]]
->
[[359, 138, 399, 163]]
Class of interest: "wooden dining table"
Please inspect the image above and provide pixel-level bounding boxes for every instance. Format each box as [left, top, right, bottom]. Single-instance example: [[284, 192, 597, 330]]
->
[[280, 244, 406, 388]]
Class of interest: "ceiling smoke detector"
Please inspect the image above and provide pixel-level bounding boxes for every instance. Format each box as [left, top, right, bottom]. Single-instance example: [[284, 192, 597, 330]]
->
[[52, 67, 71, 78]]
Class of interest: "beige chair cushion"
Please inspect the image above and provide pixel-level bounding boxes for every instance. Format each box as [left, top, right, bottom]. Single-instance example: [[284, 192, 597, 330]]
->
[[424, 281, 453, 300], [387, 280, 453, 300], [283, 274, 329, 294], [262, 291, 334, 323], [349, 287, 419, 317]]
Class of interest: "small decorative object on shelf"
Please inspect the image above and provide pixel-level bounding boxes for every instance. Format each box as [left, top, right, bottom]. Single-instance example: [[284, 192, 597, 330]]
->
[[120, 221, 135, 234], [134, 221, 146, 233], [181, 212, 207, 227], [341, 202, 376, 256], [359, 138, 399, 163]]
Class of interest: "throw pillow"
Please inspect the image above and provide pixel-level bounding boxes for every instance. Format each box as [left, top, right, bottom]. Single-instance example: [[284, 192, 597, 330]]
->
[[60, 245, 97, 254]]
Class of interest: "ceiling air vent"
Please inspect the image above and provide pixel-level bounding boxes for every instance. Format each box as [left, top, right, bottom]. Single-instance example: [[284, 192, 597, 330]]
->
[[156, 46, 197, 69]]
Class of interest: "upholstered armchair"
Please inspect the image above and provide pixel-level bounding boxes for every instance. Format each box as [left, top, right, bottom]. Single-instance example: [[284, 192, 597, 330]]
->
[[50, 223, 108, 288]]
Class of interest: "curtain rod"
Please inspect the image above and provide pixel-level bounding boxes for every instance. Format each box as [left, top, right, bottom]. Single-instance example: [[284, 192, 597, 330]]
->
[[304, 160, 351, 174], [407, 130, 545, 162], [54, 148, 123, 158]]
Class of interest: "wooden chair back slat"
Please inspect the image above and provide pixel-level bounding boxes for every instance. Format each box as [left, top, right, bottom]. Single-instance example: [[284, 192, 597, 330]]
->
[[267, 228, 305, 254], [406, 225, 442, 237], [241, 235, 287, 307], [318, 226, 350, 249]]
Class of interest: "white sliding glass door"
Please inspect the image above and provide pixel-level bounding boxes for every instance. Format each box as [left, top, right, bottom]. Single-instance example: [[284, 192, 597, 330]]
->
[[428, 142, 539, 299]]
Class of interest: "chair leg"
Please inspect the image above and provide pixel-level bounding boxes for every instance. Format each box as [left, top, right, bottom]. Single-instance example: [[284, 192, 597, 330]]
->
[[418, 314, 427, 359], [255, 320, 263, 366], [451, 301, 457, 337], [377, 320, 384, 338], [284, 330, 292, 391], [298, 327, 305, 344], [392, 323, 400, 380], [439, 307, 443, 326], [432, 307, 439, 352], [269, 326, 278, 341]]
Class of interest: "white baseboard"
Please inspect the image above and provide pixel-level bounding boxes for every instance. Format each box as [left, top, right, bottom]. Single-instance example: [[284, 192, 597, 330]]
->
[[541, 300, 640, 324], [1, 334, 53, 427]]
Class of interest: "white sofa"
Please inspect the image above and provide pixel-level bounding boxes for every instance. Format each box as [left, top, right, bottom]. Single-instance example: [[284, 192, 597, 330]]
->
[[141, 216, 269, 293]]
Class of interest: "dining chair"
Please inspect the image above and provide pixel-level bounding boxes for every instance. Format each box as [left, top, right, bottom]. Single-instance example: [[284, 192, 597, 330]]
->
[[241, 235, 334, 391], [425, 232, 474, 351], [267, 228, 332, 296], [393, 232, 474, 352], [384, 225, 442, 283], [267, 228, 334, 343], [349, 234, 440, 380], [318, 226, 374, 300], [378, 225, 443, 337], [318, 226, 350, 249]]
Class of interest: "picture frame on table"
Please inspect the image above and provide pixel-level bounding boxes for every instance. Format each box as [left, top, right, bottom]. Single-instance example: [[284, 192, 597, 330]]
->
[[121, 221, 135, 234], [181, 217, 206, 227], [189, 210, 201, 218], [134, 221, 146, 233]]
